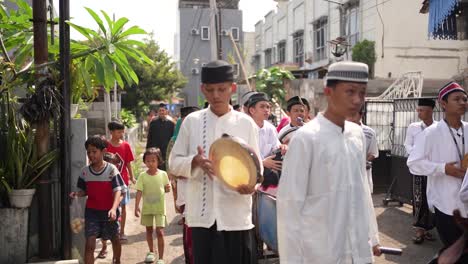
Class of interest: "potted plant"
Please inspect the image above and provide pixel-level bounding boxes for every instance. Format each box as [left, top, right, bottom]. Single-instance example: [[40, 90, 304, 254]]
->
[[0, 93, 58, 208]]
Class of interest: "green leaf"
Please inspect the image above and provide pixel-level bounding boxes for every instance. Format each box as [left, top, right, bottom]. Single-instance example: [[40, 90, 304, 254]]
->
[[112, 17, 129, 36], [67, 22, 95, 42], [100, 10, 113, 33], [114, 71, 124, 88], [85, 7, 107, 37], [118, 26, 147, 39], [102, 55, 116, 89]]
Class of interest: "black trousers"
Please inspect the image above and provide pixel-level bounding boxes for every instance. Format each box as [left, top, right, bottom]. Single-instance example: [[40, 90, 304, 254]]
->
[[191, 223, 257, 264], [433, 207, 468, 263], [412, 175, 434, 230]]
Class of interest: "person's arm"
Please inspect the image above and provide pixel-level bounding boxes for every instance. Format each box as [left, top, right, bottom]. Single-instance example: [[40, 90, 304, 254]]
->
[[135, 191, 142, 217], [109, 167, 126, 220], [277, 133, 311, 262], [404, 125, 415, 155], [169, 118, 200, 179], [70, 171, 87, 198], [367, 131, 379, 161], [164, 172, 171, 193], [126, 143, 135, 183], [407, 130, 462, 177]]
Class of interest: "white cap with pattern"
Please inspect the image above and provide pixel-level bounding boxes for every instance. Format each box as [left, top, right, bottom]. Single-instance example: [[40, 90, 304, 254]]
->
[[325, 61, 369, 84]]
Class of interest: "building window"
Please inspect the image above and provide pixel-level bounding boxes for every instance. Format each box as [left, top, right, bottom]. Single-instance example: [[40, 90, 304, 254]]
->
[[265, 48, 272, 68], [277, 41, 286, 63], [201, 26, 210, 40], [346, 5, 359, 47], [231, 27, 240, 41], [253, 55, 261, 71], [293, 31, 304, 67], [313, 18, 327, 61]]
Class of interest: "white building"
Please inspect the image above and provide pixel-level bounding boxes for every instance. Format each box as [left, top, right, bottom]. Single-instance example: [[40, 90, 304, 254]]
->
[[252, 0, 468, 82]]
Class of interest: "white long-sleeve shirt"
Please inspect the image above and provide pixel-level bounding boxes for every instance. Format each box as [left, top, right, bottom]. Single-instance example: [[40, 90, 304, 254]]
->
[[259, 120, 280, 159], [404, 121, 437, 155], [407, 120, 467, 217], [363, 124, 379, 193], [169, 107, 262, 231], [277, 113, 379, 264]]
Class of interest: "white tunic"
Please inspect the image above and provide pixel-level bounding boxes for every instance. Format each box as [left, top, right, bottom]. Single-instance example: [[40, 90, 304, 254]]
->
[[259, 120, 280, 159], [404, 121, 437, 155], [277, 113, 379, 264], [362, 124, 379, 193], [169, 107, 261, 231], [407, 120, 468, 217]]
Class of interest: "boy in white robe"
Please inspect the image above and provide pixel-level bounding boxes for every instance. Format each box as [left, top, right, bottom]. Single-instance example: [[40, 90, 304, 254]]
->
[[277, 61, 380, 264], [169, 60, 262, 264]]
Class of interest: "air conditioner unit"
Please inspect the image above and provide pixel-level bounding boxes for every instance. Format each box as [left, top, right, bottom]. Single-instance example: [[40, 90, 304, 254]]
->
[[221, 29, 229, 37], [191, 28, 200, 35], [191, 68, 199, 75]]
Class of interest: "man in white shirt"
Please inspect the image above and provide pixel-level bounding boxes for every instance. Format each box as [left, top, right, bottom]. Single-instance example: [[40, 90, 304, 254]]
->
[[407, 81, 468, 262], [347, 108, 379, 193], [278, 96, 310, 139], [277, 61, 381, 264], [169, 60, 261, 264], [404, 98, 437, 244]]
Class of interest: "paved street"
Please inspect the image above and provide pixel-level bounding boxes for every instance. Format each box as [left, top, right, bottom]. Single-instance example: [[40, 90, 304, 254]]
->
[[91, 189, 442, 264]]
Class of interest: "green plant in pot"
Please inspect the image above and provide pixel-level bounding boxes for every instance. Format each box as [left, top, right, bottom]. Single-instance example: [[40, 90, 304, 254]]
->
[[0, 93, 58, 208]]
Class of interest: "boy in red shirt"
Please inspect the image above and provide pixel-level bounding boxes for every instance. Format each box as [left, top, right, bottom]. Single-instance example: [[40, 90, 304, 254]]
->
[[102, 121, 135, 251], [70, 135, 126, 264]]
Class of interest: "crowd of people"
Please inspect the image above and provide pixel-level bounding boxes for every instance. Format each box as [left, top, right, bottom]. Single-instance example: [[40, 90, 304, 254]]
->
[[69, 58, 468, 264]]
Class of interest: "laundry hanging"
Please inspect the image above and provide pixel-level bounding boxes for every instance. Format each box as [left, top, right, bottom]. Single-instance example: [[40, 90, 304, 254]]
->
[[428, 0, 460, 39]]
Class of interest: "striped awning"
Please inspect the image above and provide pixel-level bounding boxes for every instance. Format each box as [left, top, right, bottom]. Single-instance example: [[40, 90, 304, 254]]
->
[[428, 0, 460, 39]]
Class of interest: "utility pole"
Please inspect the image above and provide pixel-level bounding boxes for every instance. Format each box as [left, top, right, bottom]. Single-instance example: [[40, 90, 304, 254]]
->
[[59, 0, 71, 258], [209, 0, 218, 60], [217, 8, 223, 60], [32, 0, 53, 258]]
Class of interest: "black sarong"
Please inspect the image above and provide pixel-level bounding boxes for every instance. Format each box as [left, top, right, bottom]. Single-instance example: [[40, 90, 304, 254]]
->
[[412, 174, 435, 230], [191, 223, 257, 264]]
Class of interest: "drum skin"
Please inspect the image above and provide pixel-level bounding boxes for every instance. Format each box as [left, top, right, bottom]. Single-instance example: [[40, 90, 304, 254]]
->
[[209, 134, 262, 190]]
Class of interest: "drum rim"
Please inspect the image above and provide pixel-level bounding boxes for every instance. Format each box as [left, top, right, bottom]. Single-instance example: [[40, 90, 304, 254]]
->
[[209, 137, 260, 189]]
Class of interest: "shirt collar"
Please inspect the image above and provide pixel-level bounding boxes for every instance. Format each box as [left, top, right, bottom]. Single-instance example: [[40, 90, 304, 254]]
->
[[317, 113, 344, 134], [207, 105, 233, 120]]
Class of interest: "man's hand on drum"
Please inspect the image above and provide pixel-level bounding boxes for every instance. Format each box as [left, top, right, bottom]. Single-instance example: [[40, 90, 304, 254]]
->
[[192, 146, 215, 178], [263, 155, 282, 172], [237, 184, 255, 195]]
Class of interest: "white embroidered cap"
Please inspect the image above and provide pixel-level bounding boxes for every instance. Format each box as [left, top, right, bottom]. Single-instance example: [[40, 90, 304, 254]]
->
[[325, 61, 369, 84]]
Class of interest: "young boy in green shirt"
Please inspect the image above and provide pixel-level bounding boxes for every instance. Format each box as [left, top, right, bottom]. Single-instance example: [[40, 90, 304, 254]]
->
[[135, 148, 170, 264]]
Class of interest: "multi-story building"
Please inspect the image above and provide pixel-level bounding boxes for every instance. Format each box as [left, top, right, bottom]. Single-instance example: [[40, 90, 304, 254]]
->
[[252, 0, 468, 83], [176, 0, 244, 106]]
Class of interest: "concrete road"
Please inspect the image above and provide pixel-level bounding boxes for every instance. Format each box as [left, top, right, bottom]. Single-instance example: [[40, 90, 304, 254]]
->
[[94, 190, 441, 264]]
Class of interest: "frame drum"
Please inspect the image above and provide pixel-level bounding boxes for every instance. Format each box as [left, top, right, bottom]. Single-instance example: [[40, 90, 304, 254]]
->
[[209, 134, 261, 190]]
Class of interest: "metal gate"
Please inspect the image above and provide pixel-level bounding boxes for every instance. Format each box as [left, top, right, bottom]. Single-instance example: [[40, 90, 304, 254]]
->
[[364, 97, 443, 204]]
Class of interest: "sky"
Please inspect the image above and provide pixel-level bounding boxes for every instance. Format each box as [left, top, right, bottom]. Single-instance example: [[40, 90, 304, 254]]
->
[[54, 0, 277, 58]]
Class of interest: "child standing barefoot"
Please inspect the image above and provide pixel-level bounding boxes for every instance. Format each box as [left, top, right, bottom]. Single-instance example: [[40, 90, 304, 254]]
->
[[135, 148, 170, 264]]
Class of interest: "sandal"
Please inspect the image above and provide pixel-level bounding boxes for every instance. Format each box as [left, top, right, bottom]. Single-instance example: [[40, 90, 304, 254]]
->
[[97, 250, 107, 259], [145, 252, 156, 263], [425, 232, 436, 241], [412, 234, 425, 244], [120, 234, 128, 241]]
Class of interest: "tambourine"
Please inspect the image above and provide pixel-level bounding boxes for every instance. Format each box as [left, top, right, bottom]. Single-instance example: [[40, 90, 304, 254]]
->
[[104, 152, 124, 173], [209, 134, 262, 190]]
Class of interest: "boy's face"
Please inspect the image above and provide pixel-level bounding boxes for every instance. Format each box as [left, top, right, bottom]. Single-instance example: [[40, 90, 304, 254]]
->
[[288, 104, 307, 126], [249, 101, 271, 122], [144, 154, 159, 170], [441, 91, 467, 116], [325, 81, 366, 118], [110, 129, 124, 140], [201, 82, 234, 114], [87, 145, 105, 165]]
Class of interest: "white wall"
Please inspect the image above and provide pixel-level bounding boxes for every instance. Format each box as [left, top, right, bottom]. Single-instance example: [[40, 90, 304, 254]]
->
[[250, 0, 467, 80]]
